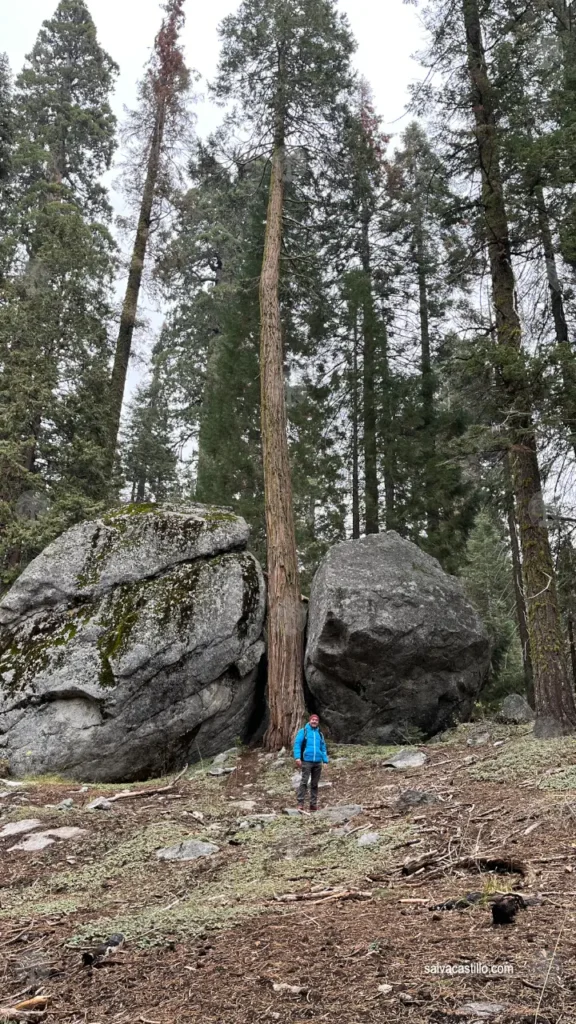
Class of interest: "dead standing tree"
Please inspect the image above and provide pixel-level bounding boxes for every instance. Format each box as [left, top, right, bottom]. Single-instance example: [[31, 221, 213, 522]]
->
[[105, 0, 189, 481]]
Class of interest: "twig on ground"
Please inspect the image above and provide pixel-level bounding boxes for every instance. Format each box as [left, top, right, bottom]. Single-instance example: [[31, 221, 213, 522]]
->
[[103, 766, 189, 804]]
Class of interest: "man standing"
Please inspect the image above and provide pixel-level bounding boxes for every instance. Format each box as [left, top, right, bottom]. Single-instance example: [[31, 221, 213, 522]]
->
[[293, 714, 329, 813]]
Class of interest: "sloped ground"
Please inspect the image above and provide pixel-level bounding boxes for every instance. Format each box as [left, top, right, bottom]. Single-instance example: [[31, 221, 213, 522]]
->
[[1, 727, 576, 1023]]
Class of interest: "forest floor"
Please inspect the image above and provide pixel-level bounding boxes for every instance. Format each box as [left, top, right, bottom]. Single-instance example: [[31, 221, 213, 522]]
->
[[1, 725, 576, 1024]]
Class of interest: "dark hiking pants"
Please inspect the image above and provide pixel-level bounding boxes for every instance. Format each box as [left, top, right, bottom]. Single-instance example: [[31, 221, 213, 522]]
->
[[297, 762, 323, 809]]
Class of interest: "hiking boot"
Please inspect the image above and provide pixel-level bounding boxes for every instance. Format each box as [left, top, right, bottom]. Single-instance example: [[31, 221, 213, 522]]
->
[[310, 807, 318, 813]]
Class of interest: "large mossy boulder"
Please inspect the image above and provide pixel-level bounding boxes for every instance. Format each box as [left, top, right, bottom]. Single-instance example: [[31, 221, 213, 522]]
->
[[305, 533, 490, 744], [0, 504, 266, 782]]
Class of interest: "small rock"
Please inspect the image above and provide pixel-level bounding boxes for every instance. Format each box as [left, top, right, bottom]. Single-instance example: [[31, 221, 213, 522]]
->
[[246, 813, 278, 825], [283, 808, 302, 817], [237, 821, 250, 830], [272, 982, 308, 996], [498, 694, 535, 725], [43, 827, 86, 840], [317, 804, 363, 825], [357, 832, 380, 847], [467, 730, 491, 748], [0, 791, 11, 799], [0, 779, 23, 788], [79, 786, 89, 793], [493, 740, 505, 748], [209, 766, 235, 777], [396, 790, 438, 812], [56, 798, 75, 810], [0, 819, 42, 839], [399, 993, 417, 1004], [156, 839, 219, 862], [384, 749, 427, 770], [213, 748, 238, 766], [87, 797, 112, 811], [378, 984, 393, 996], [458, 1004, 506, 1019], [10, 834, 56, 852], [229, 800, 257, 812]]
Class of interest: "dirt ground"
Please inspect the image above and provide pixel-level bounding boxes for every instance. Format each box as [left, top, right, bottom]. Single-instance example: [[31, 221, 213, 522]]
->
[[1, 726, 576, 1023]]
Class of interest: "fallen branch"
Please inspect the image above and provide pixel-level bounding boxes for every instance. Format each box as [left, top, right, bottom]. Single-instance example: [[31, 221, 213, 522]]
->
[[104, 765, 189, 804], [451, 854, 528, 876], [0, 1010, 45, 1021], [273, 888, 372, 905], [13, 1000, 50, 1012]]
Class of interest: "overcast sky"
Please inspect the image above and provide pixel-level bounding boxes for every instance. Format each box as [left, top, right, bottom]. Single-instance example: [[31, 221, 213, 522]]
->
[[2, 0, 426, 395]]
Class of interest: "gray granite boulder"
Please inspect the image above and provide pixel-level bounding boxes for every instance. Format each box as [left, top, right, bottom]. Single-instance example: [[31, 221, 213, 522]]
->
[[305, 533, 490, 744], [0, 503, 265, 782], [498, 693, 535, 725]]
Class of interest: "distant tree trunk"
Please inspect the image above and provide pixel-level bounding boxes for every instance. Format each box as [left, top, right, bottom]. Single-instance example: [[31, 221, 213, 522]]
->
[[505, 474, 534, 704], [261, 138, 306, 750], [380, 318, 396, 532], [360, 211, 379, 535], [534, 183, 576, 456], [415, 214, 439, 538], [351, 315, 361, 540], [105, 97, 166, 481], [463, 0, 576, 735]]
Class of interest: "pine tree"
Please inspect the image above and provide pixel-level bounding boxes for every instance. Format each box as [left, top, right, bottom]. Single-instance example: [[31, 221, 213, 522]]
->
[[460, 0, 576, 734], [0, 0, 118, 585], [215, 0, 355, 748]]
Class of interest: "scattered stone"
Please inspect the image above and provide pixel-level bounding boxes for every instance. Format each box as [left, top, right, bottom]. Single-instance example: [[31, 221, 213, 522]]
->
[[396, 790, 438, 812], [209, 766, 236, 777], [56, 798, 75, 810], [156, 839, 219, 862], [384, 749, 427, 770], [498, 694, 535, 725], [357, 832, 380, 847], [283, 808, 302, 817], [9, 825, 88, 852], [10, 834, 56, 852], [272, 983, 308, 996], [86, 797, 112, 811], [378, 984, 393, 996], [237, 821, 250, 831], [229, 800, 257, 812], [0, 791, 10, 798], [467, 729, 491, 748], [44, 827, 86, 840], [79, 786, 89, 793], [213, 748, 238, 766], [246, 813, 278, 824], [398, 993, 417, 1004], [0, 779, 23, 788], [458, 1004, 506, 1019], [0, 818, 42, 839], [317, 804, 363, 825], [305, 533, 490, 744]]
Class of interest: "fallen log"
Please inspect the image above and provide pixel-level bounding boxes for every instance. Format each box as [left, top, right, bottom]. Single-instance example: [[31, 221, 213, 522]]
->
[[104, 765, 189, 804]]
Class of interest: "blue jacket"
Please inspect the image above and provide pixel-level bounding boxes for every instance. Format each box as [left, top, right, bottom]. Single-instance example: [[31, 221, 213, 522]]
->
[[293, 724, 329, 764]]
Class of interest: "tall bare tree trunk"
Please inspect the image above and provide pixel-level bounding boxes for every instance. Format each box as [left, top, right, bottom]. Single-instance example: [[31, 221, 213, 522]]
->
[[105, 98, 166, 480], [415, 213, 439, 538], [351, 315, 361, 540], [360, 212, 379, 534], [505, 472, 534, 703], [534, 183, 576, 455], [261, 143, 306, 750], [463, 0, 576, 734]]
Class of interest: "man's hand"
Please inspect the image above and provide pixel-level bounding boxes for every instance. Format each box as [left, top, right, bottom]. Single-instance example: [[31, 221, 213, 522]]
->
[[295, 759, 302, 768]]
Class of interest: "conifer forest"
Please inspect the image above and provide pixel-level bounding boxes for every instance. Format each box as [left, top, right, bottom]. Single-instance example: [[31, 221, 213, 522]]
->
[[3, 0, 576, 739]]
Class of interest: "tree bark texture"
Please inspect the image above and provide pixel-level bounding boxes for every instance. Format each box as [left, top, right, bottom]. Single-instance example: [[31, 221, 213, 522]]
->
[[261, 145, 306, 750], [463, 0, 576, 733], [351, 315, 361, 540], [505, 471, 535, 704]]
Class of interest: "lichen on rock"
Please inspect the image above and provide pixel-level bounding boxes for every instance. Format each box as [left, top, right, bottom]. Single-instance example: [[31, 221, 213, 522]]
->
[[0, 504, 266, 782]]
